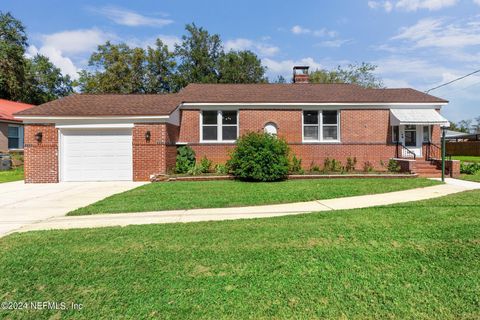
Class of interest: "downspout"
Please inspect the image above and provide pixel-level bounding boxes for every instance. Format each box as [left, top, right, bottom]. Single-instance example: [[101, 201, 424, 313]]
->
[[441, 127, 446, 182]]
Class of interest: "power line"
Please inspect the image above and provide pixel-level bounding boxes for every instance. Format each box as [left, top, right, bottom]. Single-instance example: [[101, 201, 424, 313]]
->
[[425, 69, 480, 93]]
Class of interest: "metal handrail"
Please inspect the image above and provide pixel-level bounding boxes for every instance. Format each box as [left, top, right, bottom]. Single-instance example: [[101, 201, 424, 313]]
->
[[396, 142, 416, 160], [425, 142, 442, 161]]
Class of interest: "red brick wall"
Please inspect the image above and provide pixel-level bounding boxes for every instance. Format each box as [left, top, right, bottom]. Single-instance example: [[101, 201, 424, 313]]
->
[[132, 123, 179, 181], [178, 108, 401, 169], [24, 124, 58, 183], [239, 109, 302, 141]]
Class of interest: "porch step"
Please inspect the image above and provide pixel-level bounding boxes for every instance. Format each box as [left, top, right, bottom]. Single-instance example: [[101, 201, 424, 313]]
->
[[412, 159, 443, 177]]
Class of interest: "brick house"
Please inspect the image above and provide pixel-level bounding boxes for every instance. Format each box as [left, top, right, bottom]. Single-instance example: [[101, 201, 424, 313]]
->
[[0, 99, 34, 153], [15, 67, 454, 183]]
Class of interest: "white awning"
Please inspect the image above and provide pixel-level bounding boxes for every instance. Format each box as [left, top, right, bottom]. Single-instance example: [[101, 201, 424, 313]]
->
[[390, 109, 450, 127]]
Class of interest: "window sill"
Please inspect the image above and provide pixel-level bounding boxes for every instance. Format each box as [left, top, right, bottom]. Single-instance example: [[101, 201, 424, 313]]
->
[[199, 141, 237, 144], [302, 140, 341, 144]]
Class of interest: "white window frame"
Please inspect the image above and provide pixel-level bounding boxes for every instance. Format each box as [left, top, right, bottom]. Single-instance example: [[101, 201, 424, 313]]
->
[[200, 110, 239, 143], [7, 124, 24, 150], [302, 110, 340, 143]]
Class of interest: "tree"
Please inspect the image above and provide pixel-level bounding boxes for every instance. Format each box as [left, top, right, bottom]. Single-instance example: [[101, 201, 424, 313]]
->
[[218, 50, 266, 83], [272, 75, 287, 84], [0, 11, 28, 101], [174, 23, 222, 85], [78, 39, 178, 94], [474, 116, 480, 133], [144, 39, 178, 93], [78, 42, 140, 93], [23, 54, 73, 104], [309, 62, 383, 88]]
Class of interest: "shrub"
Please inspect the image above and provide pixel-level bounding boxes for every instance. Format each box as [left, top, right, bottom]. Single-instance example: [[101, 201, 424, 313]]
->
[[363, 161, 374, 172], [330, 159, 342, 172], [345, 157, 357, 172], [460, 162, 480, 175], [187, 164, 204, 176], [387, 159, 401, 173], [290, 155, 304, 174], [322, 158, 332, 173], [175, 146, 196, 174], [323, 158, 342, 173], [309, 162, 321, 173], [199, 156, 212, 173], [214, 164, 228, 175], [227, 132, 290, 181]]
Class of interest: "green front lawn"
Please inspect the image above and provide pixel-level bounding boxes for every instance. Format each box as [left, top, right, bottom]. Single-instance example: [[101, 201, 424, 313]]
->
[[0, 167, 24, 183], [69, 178, 441, 215], [460, 172, 480, 182], [452, 155, 480, 163], [1, 190, 479, 319]]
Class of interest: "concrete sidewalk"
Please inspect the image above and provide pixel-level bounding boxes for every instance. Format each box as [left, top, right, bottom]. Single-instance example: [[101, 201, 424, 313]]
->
[[13, 178, 480, 234]]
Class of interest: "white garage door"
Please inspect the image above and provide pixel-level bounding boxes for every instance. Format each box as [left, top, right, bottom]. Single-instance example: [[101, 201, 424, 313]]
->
[[61, 129, 133, 182]]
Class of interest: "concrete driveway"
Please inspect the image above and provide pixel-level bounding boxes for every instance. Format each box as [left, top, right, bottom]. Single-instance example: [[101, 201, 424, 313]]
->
[[0, 181, 146, 237]]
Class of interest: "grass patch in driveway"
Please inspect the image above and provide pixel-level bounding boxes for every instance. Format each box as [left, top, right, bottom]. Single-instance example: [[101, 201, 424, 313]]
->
[[69, 177, 441, 215], [0, 167, 23, 183], [0, 190, 479, 319]]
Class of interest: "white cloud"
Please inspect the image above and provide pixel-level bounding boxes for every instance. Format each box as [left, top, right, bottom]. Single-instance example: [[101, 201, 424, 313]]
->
[[27, 45, 79, 79], [368, 0, 458, 12], [263, 57, 324, 77], [126, 35, 181, 51], [225, 38, 279, 57], [291, 25, 337, 37], [317, 39, 353, 48], [368, 1, 394, 12], [41, 28, 113, 55], [92, 6, 173, 27], [474, 0, 480, 5], [392, 17, 480, 48], [291, 25, 310, 34]]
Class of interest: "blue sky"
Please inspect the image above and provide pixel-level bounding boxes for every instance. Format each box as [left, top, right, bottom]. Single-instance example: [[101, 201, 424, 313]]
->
[[3, 0, 480, 122]]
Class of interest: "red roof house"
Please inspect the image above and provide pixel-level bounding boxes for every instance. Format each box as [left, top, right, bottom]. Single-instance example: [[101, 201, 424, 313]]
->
[[0, 99, 35, 152]]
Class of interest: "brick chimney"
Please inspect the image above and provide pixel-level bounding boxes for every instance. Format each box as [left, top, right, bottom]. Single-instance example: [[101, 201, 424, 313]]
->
[[293, 66, 309, 83]]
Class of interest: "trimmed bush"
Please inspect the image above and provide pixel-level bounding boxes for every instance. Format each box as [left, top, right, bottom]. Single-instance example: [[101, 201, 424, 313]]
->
[[290, 155, 304, 174], [460, 162, 480, 175], [227, 132, 290, 181], [199, 156, 212, 173], [214, 164, 228, 175], [387, 159, 401, 172], [175, 146, 196, 174]]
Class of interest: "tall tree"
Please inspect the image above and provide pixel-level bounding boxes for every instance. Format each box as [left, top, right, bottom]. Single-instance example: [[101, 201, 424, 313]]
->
[[0, 11, 28, 101], [309, 62, 383, 88], [144, 39, 178, 93], [218, 50, 266, 83], [78, 42, 138, 93], [23, 54, 73, 104], [175, 23, 222, 85], [78, 39, 178, 94]]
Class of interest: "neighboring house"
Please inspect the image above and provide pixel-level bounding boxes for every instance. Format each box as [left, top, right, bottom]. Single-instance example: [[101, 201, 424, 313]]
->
[[0, 99, 35, 153], [15, 66, 452, 183]]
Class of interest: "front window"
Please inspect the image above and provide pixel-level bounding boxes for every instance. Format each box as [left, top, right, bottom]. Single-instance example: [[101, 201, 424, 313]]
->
[[8, 125, 23, 149], [303, 110, 339, 142], [202, 110, 238, 142]]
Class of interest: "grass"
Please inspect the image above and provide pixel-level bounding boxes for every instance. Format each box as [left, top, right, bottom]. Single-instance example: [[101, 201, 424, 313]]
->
[[69, 178, 441, 215], [0, 167, 23, 183], [1, 190, 479, 319], [460, 171, 480, 182], [452, 155, 480, 163]]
